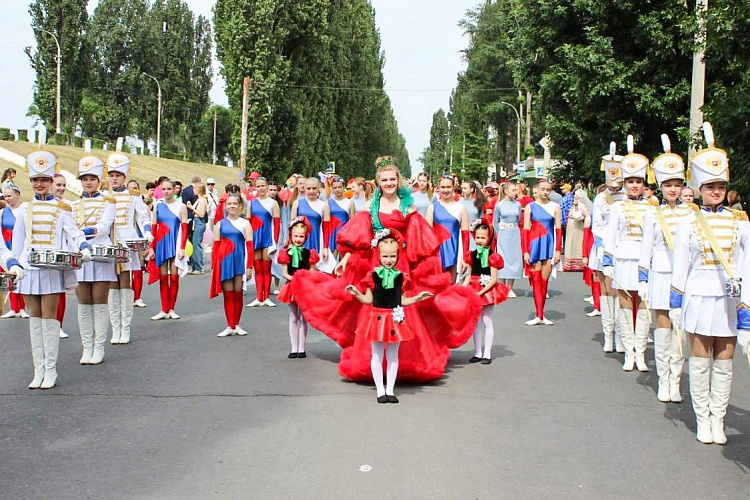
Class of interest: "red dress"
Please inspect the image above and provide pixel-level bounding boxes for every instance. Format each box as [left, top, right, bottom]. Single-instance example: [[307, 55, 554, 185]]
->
[[276, 247, 320, 304], [291, 210, 482, 382], [464, 249, 510, 306]]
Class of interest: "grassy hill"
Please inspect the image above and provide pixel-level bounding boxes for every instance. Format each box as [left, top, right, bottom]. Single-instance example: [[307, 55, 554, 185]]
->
[[0, 140, 241, 202]]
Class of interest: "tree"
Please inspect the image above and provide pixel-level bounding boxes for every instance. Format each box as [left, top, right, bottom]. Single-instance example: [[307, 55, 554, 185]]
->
[[419, 109, 450, 178]]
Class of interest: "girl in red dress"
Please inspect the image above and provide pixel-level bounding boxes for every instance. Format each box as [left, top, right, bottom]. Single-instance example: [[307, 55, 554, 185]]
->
[[346, 229, 433, 403], [277, 217, 319, 358], [462, 220, 509, 364]]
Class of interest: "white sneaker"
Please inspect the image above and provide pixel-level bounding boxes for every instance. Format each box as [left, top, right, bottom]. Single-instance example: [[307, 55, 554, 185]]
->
[[216, 327, 235, 337], [586, 309, 602, 317], [168, 310, 180, 319], [584, 296, 594, 304], [235, 326, 248, 336], [19, 309, 30, 318], [272, 289, 280, 296], [59, 329, 69, 339], [0, 310, 18, 319], [507, 290, 517, 299], [546, 293, 550, 299], [150, 311, 169, 321], [262, 299, 276, 307], [541, 317, 554, 325], [647, 335, 654, 344], [134, 299, 147, 308], [525, 317, 543, 326], [245, 299, 262, 308]]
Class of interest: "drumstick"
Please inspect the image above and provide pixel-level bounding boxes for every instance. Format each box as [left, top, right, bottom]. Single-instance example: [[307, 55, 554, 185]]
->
[[674, 324, 684, 358]]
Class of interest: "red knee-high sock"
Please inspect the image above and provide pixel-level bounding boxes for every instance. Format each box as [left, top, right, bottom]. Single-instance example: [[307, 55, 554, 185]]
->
[[632, 299, 638, 325], [592, 280, 601, 311], [223, 290, 235, 328], [253, 259, 264, 301], [56, 292, 66, 324], [233, 291, 243, 327], [10, 293, 20, 313], [540, 276, 549, 319], [169, 275, 180, 311], [18, 293, 25, 312], [132, 270, 144, 301], [530, 271, 544, 319], [262, 260, 272, 300], [159, 275, 170, 312]]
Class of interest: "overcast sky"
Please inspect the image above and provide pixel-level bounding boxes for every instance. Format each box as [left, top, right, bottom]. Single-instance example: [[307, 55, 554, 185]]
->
[[0, 0, 475, 169]]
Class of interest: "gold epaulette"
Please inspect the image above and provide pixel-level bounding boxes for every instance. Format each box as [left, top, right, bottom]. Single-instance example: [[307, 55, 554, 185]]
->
[[688, 203, 699, 211], [58, 201, 71, 212], [730, 208, 749, 222], [129, 188, 141, 196], [105, 196, 117, 204]]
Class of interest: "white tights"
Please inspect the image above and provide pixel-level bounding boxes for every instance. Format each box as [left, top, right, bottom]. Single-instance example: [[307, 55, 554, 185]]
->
[[288, 303, 308, 353], [371, 342, 400, 397], [472, 305, 495, 359]]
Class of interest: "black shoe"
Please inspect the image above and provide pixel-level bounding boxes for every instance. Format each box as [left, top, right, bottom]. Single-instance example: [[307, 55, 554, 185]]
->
[[288, 353, 298, 359], [377, 395, 389, 404], [386, 395, 399, 404], [469, 356, 482, 363], [481, 358, 492, 365], [297, 352, 306, 359]]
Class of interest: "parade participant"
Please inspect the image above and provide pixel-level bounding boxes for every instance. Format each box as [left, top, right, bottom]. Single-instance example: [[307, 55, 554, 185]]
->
[[482, 182, 499, 224], [186, 183, 208, 275], [209, 193, 253, 337], [291, 156, 481, 383], [278, 217, 319, 357], [638, 134, 692, 401], [459, 181, 485, 235], [562, 190, 589, 272], [494, 182, 523, 298], [426, 175, 470, 283], [602, 135, 653, 371], [290, 177, 331, 270], [147, 179, 188, 320], [581, 187, 602, 317], [521, 179, 562, 326], [106, 140, 152, 343], [671, 123, 750, 445], [412, 172, 433, 217], [328, 176, 355, 258], [591, 143, 626, 352], [351, 176, 372, 214], [246, 177, 280, 307], [13, 137, 92, 388], [346, 229, 434, 403], [268, 182, 284, 294], [1, 184, 29, 319], [516, 183, 533, 208], [127, 179, 148, 307], [643, 186, 661, 207], [52, 173, 70, 337], [72, 146, 117, 364], [680, 187, 695, 206], [463, 220, 508, 364]]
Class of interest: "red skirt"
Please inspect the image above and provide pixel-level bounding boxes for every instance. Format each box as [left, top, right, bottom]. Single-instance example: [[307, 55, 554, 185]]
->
[[468, 276, 510, 306], [356, 307, 415, 343], [277, 283, 294, 304]]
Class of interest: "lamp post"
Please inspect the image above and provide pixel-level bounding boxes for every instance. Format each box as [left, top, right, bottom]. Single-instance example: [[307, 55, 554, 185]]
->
[[500, 101, 521, 164], [142, 72, 162, 158], [689, 0, 708, 153], [39, 29, 61, 134]]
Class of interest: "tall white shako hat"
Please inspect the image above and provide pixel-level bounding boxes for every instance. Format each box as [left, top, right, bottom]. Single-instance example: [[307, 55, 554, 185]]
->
[[620, 135, 650, 182], [600, 141, 623, 188], [689, 122, 729, 187], [26, 128, 59, 179], [107, 137, 131, 176], [78, 139, 105, 180], [651, 134, 685, 187]]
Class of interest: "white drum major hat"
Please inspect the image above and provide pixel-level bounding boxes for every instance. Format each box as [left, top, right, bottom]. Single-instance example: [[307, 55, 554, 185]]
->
[[107, 137, 131, 176], [689, 122, 729, 187], [620, 135, 649, 181], [26, 128, 58, 179], [78, 139, 105, 180], [601, 141, 623, 187], [651, 134, 685, 186]]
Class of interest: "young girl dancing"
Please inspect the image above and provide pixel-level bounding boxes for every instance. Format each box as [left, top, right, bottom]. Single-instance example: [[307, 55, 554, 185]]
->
[[278, 217, 319, 358], [463, 220, 508, 364], [346, 229, 433, 403]]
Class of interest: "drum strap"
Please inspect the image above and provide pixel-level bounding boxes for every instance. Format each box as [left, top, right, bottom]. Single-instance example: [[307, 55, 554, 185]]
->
[[655, 206, 674, 252], [694, 209, 736, 280]]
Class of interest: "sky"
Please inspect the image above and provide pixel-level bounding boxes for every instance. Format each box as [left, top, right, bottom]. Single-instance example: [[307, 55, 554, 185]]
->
[[0, 0, 476, 169]]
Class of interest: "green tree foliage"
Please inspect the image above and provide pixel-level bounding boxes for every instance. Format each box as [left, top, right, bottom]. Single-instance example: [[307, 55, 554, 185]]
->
[[214, 0, 409, 181], [419, 109, 450, 178]]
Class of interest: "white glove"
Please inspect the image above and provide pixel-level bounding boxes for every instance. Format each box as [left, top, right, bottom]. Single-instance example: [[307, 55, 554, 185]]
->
[[596, 246, 604, 261], [737, 330, 750, 355], [9, 265, 25, 283], [144, 230, 154, 243], [603, 266, 613, 278], [638, 282, 649, 302], [80, 247, 92, 263], [669, 308, 682, 330]]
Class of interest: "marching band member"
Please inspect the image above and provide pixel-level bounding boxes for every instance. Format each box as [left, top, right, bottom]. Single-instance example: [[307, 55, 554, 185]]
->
[[126, 179, 148, 308], [106, 139, 152, 344], [638, 135, 692, 402], [73, 146, 117, 365], [603, 136, 653, 372], [148, 179, 189, 320], [52, 173, 70, 337], [1, 183, 29, 319], [12, 139, 91, 389], [591, 143, 626, 351], [246, 177, 280, 307], [671, 123, 750, 445]]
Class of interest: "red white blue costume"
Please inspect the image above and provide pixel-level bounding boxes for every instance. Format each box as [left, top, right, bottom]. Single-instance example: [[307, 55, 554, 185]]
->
[[432, 200, 467, 271], [1, 199, 26, 316], [296, 198, 328, 253], [249, 196, 280, 303], [148, 199, 188, 316], [521, 199, 562, 323], [328, 197, 352, 252], [209, 217, 252, 334]]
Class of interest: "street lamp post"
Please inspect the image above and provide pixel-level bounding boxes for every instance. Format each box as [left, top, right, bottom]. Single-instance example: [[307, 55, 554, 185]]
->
[[500, 101, 521, 164], [40, 29, 61, 134], [142, 72, 162, 158]]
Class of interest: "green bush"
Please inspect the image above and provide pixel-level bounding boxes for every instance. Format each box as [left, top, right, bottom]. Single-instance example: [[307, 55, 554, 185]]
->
[[72, 136, 83, 148], [92, 138, 104, 150], [0, 128, 12, 140], [17, 129, 28, 142]]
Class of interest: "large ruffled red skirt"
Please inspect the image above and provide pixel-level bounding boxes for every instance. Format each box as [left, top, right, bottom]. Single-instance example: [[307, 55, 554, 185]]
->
[[292, 211, 482, 383]]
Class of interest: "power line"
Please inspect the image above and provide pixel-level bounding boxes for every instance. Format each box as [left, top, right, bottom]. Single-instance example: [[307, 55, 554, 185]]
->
[[252, 81, 521, 93]]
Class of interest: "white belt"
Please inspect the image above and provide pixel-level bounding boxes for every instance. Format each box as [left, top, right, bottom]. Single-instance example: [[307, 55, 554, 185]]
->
[[498, 222, 518, 229]]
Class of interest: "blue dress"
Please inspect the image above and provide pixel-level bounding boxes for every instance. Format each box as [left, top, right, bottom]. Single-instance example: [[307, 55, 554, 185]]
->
[[493, 200, 523, 279], [328, 198, 351, 252], [155, 202, 182, 266], [250, 198, 274, 249], [296, 198, 323, 252], [1, 205, 17, 248], [219, 219, 248, 281], [433, 200, 461, 270], [528, 202, 556, 264]]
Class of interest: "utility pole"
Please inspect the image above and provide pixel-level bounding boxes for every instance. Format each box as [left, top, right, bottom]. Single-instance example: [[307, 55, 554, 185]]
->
[[40, 29, 61, 134], [500, 101, 521, 164], [240, 77, 251, 174], [212, 109, 217, 165], [525, 91, 532, 147], [689, 0, 708, 152], [142, 73, 162, 158]]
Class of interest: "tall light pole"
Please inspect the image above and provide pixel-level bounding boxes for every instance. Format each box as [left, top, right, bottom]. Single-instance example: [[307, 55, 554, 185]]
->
[[142, 72, 162, 158], [500, 101, 521, 164], [689, 0, 708, 153], [39, 29, 61, 134]]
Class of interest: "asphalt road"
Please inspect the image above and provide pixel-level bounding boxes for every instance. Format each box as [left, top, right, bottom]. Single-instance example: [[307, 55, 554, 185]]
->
[[1, 270, 749, 499]]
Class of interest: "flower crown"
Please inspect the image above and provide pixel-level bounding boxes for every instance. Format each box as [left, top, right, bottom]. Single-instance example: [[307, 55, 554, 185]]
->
[[371, 228, 392, 248], [288, 216, 307, 229], [377, 158, 396, 168], [470, 219, 486, 232]]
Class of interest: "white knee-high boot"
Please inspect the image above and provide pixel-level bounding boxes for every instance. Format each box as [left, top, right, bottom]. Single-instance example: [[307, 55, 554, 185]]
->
[[668, 327, 684, 402], [78, 304, 94, 364], [601, 295, 615, 352], [613, 300, 625, 353], [619, 307, 635, 371], [634, 308, 650, 372], [89, 304, 110, 365], [370, 342, 385, 397], [653, 327, 671, 402], [689, 356, 713, 444], [28, 317, 45, 389], [385, 343, 400, 396], [108, 289, 122, 344], [709, 358, 733, 445], [40, 319, 61, 389], [119, 288, 134, 344]]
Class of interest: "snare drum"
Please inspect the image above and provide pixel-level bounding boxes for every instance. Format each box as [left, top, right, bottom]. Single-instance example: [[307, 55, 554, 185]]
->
[[29, 249, 83, 270], [123, 238, 149, 252], [0, 272, 15, 293], [91, 245, 131, 263]]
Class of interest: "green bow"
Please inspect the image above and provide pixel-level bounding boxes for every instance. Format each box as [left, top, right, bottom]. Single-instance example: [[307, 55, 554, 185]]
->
[[476, 246, 490, 268], [375, 266, 400, 289], [288, 245, 303, 267]]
